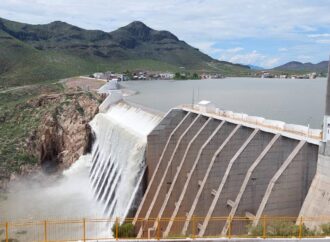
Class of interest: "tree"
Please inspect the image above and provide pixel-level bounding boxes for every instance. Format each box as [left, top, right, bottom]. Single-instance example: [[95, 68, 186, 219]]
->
[[192, 73, 199, 79], [174, 72, 182, 80]]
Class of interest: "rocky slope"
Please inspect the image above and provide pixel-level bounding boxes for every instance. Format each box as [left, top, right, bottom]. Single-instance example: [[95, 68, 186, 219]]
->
[[30, 93, 100, 172], [0, 83, 102, 189]]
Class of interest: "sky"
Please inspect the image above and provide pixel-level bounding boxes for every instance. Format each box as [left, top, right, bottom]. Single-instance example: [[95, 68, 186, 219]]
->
[[1, 0, 330, 68]]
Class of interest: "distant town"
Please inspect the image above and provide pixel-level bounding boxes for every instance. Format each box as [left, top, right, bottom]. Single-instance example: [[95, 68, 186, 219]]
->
[[89, 70, 224, 81], [256, 71, 318, 79], [89, 70, 321, 83]]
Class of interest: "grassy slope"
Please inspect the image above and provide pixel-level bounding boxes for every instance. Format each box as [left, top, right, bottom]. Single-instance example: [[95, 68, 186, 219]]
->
[[0, 30, 106, 87], [0, 18, 251, 87]]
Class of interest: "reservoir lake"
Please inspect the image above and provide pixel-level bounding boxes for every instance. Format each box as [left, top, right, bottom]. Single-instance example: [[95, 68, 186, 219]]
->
[[122, 77, 327, 129]]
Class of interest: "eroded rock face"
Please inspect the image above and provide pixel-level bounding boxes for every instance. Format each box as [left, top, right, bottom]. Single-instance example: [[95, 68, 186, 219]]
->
[[29, 93, 101, 173]]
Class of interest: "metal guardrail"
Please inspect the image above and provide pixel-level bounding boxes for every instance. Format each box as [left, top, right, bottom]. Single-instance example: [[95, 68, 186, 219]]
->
[[1, 216, 330, 241]]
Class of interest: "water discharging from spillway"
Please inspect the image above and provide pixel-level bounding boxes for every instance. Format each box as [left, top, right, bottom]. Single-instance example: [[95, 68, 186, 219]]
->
[[89, 102, 162, 219], [0, 101, 161, 241]]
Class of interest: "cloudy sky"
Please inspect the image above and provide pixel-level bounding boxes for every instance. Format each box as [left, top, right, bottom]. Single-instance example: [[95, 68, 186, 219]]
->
[[1, 0, 330, 68]]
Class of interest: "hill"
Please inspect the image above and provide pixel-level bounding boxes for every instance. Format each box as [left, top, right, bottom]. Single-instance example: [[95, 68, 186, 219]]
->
[[248, 64, 264, 70], [0, 18, 251, 87], [274, 61, 328, 74]]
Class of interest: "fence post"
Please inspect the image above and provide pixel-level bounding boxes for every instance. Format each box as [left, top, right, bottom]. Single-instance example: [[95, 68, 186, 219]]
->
[[44, 220, 47, 242], [115, 217, 119, 241], [157, 217, 161, 240], [5, 222, 8, 242], [192, 215, 195, 239], [83, 218, 86, 242], [262, 216, 267, 239], [299, 216, 303, 239], [228, 216, 232, 239]]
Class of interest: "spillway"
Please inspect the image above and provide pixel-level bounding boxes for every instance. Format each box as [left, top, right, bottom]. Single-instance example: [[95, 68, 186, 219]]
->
[[133, 104, 320, 238], [89, 102, 161, 219]]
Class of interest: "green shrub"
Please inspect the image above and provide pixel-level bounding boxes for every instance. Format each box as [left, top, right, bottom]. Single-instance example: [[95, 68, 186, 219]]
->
[[268, 221, 298, 237], [321, 223, 330, 235], [248, 223, 263, 236], [111, 222, 136, 238], [248, 220, 317, 237], [15, 230, 27, 235], [76, 105, 84, 115]]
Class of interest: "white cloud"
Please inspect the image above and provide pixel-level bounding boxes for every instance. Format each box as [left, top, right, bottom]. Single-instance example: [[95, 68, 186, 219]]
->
[[297, 55, 312, 62], [263, 58, 281, 68], [278, 48, 288, 52], [190, 41, 223, 55], [308, 33, 330, 38], [1, 0, 329, 39], [316, 39, 330, 44], [192, 45, 244, 57], [225, 47, 244, 53], [306, 33, 330, 45], [219, 49, 280, 68]]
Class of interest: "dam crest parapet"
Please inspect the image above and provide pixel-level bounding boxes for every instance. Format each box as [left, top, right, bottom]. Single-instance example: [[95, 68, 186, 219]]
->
[[179, 102, 322, 145]]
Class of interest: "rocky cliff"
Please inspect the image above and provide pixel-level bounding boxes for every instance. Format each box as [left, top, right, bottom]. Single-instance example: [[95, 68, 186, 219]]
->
[[0, 83, 102, 189], [29, 92, 101, 172]]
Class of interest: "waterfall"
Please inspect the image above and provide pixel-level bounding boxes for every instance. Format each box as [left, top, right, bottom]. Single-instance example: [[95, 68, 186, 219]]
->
[[89, 102, 161, 219]]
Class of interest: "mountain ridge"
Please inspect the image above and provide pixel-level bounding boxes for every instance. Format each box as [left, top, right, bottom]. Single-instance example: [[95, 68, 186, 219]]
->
[[0, 17, 250, 87], [274, 60, 328, 73]]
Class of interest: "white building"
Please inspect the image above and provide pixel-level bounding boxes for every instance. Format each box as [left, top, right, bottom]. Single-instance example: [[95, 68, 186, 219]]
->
[[93, 72, 105, 79], [160, 73, 175, 79], [98, 80, 118, 94], [195, 100, 216, 113]]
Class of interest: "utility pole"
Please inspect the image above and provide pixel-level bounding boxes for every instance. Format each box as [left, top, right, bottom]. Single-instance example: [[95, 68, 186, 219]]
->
[[192, 88, 195, 108], [322, 55, 330, 155], [197, 87, 200, 103], [325, 55, 330, 116]]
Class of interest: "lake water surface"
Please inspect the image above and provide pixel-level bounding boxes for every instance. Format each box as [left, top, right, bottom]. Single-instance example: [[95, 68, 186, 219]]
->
[[122, 77, 327, 129]]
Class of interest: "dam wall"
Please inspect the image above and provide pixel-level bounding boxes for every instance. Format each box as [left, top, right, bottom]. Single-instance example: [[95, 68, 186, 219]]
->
[[133, 106, 319, 238], [145, 109, 191, 181], [299, 154, 330, 228]]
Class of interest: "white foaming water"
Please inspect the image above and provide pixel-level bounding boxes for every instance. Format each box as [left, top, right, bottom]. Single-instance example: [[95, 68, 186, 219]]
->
[[0, 101, 160, 240], [89, 102, 161, 219], [0, 154, 103, 221], [0, 100, 160, 236]]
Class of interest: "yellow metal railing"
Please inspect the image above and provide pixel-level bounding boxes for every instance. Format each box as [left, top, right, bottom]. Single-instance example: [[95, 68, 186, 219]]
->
[[1, 216, 330, 241]]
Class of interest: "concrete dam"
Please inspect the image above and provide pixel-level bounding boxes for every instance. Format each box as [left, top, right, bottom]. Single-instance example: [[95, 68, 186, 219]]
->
[[89, 64, 330, 238], [131, 103, 320, 238]]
